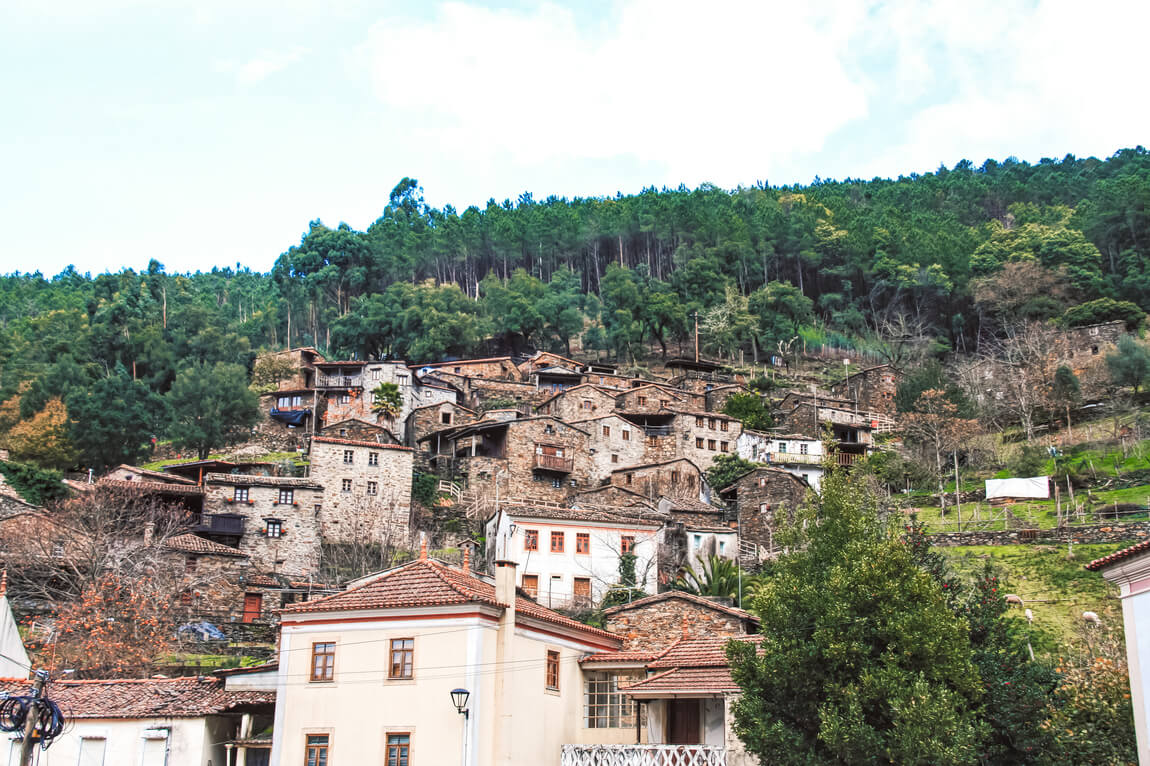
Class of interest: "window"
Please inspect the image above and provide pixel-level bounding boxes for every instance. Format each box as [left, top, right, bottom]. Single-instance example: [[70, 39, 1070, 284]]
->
[[660, 399, 670, 408], [720, 441, 729, 452], [266, 519, 283, 538], [278, 396, 291, 408], [582, 400, 592, 410], [693, 534, 702, 548], [622, 430, 630, 441], [544, 424, 555, 434], [708, 439, 717, 451], [546, 650, 561, 690], [339, 429, 348, 437], [611, 454, 619, 464], [708, 418, 717, 430], [602, 425, 611, 437], [372, 369, 382, 380], [338, 394, 351, 404], [524, 529, 539, 551], [720, 420, 729, 432], [637, 396, 647, 406], [551, 477, 562, 489], [759, 502, 770, 513], [695, 416, 704, 428], [695, 437, 704, 449], [585, 672, 641, 728], [576, 533, 590, 554], [621, 536, 635, 554], [310, 643, 335, 682], [626, 473, 633, 485], [670, 470, 680, 486], [185, 555, 197, 573], [367, 481, 378, 496], [758, 476, 767, 488], [441, 412, 452, 425], [341, 479, 352, 493], [343, 450, 354, 465], [389, 638, 414, 679], [369, 451, 380, 466], [522, 574, 539, 597], [551, 531, 565, 553], [305, 734, 329, 766], [799, 443, 809, 455], [234, 487, 249, 503], [279, 489, 294, 505], [386, 734, 410, 766], [778, 442, 787, 453]]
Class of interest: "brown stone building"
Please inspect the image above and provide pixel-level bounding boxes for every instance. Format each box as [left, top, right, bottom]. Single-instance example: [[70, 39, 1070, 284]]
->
[[829, 363, 901, 417], [610, 458, 706, 501], [572, 414, 650, 483], [319, 418, 400, 444], [718, 467, 809, 566], [535, 384, 619, 421], [667, 410, 744, 469], [602, 591, 759, 651], [414, 356, 523, 380], [615, 385, 701, 414], [404, 401, 477, 448], [308, 436, 414, 544], [777, 399, 875, 466]]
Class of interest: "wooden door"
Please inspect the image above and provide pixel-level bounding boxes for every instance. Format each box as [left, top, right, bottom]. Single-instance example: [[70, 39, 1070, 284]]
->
[[573, 577, 591, 608], [242, 592, 263, 623], [667, 700, 701, 744], [522, 574, 538, 598]]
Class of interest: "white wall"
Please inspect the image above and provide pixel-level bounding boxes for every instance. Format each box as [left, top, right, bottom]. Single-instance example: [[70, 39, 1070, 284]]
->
[[30, 717, 213, 766]]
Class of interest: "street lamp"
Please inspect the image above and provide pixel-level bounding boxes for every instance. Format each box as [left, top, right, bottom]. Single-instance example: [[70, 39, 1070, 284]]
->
[[451, 688, 471, 766]]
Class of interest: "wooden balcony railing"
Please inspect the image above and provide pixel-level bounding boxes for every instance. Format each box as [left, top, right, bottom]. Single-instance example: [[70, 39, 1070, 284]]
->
[[534, 454, 574, 473], [315, 374, 363, 389]]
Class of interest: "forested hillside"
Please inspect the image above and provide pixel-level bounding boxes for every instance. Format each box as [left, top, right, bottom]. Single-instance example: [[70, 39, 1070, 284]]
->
[[2, 147, 1149, 471]]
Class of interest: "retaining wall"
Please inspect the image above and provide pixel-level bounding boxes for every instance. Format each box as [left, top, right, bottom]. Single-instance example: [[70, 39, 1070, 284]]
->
[[927, 521, 1150, 547]]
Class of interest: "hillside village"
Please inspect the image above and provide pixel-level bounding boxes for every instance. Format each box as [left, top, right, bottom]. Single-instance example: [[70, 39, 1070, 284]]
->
[[2, 312, 1149, 764]]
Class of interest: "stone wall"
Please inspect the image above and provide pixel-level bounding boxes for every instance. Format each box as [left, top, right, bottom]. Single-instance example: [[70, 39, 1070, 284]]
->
[[927, 521, 1150, 547], [308, 438, 414, 544], [320, 419, 396, 443], [604, 597, 751, 651], [616, 386, 703, 414], [611, 458, 703, 501], [254, 391, 315, 452], [726, 468, 809, 561], [423, 358, 523, 380], [537, 385, 618, 421], [830, 365, 899, 417], [406, 402, 476, 448], [671, 412, 743, 471], [576, 415, 650, 484], [704, 385, 749, 414], [467, 378, 538, 410]]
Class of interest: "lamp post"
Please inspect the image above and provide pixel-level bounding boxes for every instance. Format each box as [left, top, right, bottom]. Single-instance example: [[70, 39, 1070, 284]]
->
[[451, 688, 470, 766]]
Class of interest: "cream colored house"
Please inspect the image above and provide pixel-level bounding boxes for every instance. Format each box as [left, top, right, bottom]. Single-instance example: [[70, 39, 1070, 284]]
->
[[271, 549, 636, 766]]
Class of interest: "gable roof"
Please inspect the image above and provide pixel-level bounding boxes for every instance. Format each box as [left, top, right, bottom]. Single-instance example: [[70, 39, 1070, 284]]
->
[[203, 473, 323, 490], [279, 558, 618, 643], [407, 401, 476, 415], [110, 464, 198, 485], [610, 458, 702, 475], [603, 591, 759, 625], [618, 384, 688, 399], [416, 356, 515, 368], [96, 478, 205, 496], [310, 436, 413, 452], [498, 503, 670, 526], [535, 383, 617, 407], [659, 495, 724, 514], [571, 485, 656, 506], [164, 534, 249, 558]]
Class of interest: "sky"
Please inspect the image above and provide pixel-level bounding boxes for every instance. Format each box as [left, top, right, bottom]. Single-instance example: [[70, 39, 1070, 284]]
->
[[1, 0, 1147, 277]]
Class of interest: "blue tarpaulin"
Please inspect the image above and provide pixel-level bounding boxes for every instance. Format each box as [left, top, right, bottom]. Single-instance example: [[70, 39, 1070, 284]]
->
[[270, 408, 309, 426]]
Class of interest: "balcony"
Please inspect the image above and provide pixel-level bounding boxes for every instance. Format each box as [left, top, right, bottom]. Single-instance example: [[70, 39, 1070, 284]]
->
[[642, 425, 673, 437], [835, 451, 862, 467], [195, 513, 245, 536], [315, 373, 364, 389], [765, 451, 821, 466], [534, 454, 574, 473], [561, 745, 726, 766]]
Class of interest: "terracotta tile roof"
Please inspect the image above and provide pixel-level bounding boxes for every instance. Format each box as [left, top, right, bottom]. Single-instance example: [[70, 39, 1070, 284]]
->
[[621, 666, 740, 695], [1086, 540, 1150, 570], [579, 649, 662, 665], [609, 458, 701, 474], [603, 591, 759, 624], [311, 437, 413, 452], [1, 677, 276, 719], [97, 479, 205, 496], [648, 635, 760, 669], [500, 504, 669, 526], [164, 534, 249, 558], [113, 465, 198, 485], [280, 559, 619, 643], [416, 356, 514, 367], [203, 473, 323, 490]]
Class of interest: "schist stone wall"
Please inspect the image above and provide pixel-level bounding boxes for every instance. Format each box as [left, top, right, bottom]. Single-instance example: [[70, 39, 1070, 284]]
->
[[725, 468, 810, 560], [674, 413, 743, 469], [406, 402, 476, 447], [830, 365, 899, 417], [308, 437, 414, 544], [603, 596, 754, 651], [577, 415, 650, 483], [320, 419, 396, 443], [927, 521, 1150, 547], [537, 386, 618, 422], [203, 474, 324, 578], [611, 459, 704, 500]]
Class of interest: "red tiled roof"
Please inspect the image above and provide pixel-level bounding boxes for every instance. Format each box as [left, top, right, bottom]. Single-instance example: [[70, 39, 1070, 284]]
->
[[164, 534, 249, 558], [280, 559, 619, 643], [0, 677, 275, 719], [203, 473, 323, 490], [1086, 540, 1150, 570], [648, 635, 759, 669], [621, 666, 740, 695], [603, 591, 759, 625], [247, 574, 282, 587], [499, 504, 669, 526], [311, 437, 413, 452], [97, 479, 205, 496]]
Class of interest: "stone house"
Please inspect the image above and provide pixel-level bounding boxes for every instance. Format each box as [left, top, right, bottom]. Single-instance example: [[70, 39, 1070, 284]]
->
[[161, 533, 260, 622], [518, 350, 584, 378], [535, 383, 619, 421], [718, 467, 810, 566], [413, 355, 524, 380], [485, 503, 669, 608], [571, 485, 659, 508], [777, 400, 875, 467], [1061, 320, 1126, 358], [571, 414, 650, 483], [319, 418, 400, 444], [703, 383, 751, 413], [257, 346, 325, 391], [667, 410, 744, 470], [308, 437, 414, 544], [201, 473, 324, 579], [601, 590, 759, 651], [609, 458, 706, 501], [257, 388, 317, 450], [829, 363, 900, 417], [314, 360, 457, 442], [615, 385, 701, 414], [404, 400, 477, 448], [466, 376, 540, 409]]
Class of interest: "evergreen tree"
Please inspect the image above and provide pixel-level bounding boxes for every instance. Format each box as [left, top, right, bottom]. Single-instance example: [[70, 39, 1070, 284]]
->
[[166, 362, 259, 459]]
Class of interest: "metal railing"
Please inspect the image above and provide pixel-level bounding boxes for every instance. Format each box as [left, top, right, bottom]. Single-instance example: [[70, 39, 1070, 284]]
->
[[561, 745, 726, 766]]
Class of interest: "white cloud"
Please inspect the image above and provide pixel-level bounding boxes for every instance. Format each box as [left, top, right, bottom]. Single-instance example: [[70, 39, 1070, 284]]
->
[[355, 0, 870, 188], [222, 46, 310, 86]]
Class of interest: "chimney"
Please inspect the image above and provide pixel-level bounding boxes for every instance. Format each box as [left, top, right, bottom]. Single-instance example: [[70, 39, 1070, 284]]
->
[[419, 534, 428, 561], [461, 542, 472, 572], [494, 559, 517, 612]]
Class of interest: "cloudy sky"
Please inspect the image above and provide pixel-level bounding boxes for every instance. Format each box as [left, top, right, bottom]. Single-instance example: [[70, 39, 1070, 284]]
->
[[2, 0, 1146, 276]]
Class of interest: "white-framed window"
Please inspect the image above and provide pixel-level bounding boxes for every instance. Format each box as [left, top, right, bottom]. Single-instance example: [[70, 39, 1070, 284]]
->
[[341, 479, 352, 493], [368, 452, 380, 466], [367, 481, 378, 496], [584, 671, 642, 728], [343, 450, 354, 465], [265, 519, 283, 538], [278, 489, 294, 505]]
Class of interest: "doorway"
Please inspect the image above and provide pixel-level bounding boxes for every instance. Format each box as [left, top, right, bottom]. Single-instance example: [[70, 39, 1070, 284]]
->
[[667, 700, 701, 745]]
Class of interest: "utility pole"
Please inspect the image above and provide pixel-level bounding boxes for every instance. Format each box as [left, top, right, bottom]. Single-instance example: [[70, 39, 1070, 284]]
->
[[691, 311, 700, 363], [18, 671, 47, 766]]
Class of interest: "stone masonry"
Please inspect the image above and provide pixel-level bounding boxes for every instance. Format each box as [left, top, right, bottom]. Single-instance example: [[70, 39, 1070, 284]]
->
[[719, 467, 810, 564], [308, 437, 414, 544], [603, 591, 758, 651]]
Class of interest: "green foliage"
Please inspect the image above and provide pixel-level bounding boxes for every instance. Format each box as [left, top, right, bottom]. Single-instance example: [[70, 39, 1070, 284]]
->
[[1011, 445, 1050, 477], [599, 552, 646, 609], [728, 471, 986, 764], [860, 449, 934, 492], [67, 363, 164, 470], [370, 382, 403, 419], [705, 453, 758, 490], [411, 471, 439, 507], [1051, 365, 1081, 411], [896, 360, 974, 416], [1106, 334, 1150, 394], [1062, 297, 1145, 330], [721, 392, 773, 431], [0, 460, 66, 506], [166, 362, 259, 459], [674, 555, 749, 606]]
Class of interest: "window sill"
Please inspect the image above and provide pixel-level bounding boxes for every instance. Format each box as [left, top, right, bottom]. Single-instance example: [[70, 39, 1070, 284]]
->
[[545, 686, 561, 697]]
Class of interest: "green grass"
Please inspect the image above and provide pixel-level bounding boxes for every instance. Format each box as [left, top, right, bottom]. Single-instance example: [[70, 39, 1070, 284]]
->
[[907, 482, 1150, 532], [141, 455, 226, 470], [943, 542, 1126, 657]]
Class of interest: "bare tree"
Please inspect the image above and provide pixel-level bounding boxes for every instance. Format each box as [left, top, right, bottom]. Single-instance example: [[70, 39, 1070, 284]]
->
[[871, 311, 934, 370], [977, 321, 1061, 440]]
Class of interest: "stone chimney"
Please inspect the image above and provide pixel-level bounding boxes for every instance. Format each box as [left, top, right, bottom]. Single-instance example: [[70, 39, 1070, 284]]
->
[[0, 569, 6, 599], [461, 542, 472, 572], [419, 533, 428, 561]]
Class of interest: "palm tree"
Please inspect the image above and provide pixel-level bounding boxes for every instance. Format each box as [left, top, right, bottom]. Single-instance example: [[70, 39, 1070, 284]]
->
[[674, 555, 752, 606], [371, 382, 403, 422]]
